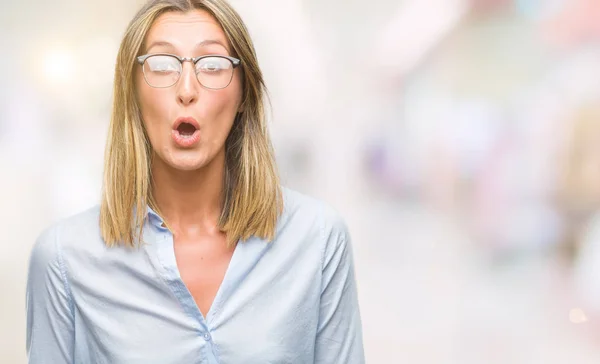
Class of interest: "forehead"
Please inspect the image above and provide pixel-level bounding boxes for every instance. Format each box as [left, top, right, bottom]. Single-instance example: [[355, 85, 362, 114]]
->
[[145, 9, 230, 52]]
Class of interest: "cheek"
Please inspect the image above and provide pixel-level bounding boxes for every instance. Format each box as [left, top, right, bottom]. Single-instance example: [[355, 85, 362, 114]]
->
[[209, 90, 242, 138], [205, 76, 242, 125], [137, 84, 168, 135], [223, 74, 244, 119], [232, 72, 244, 109]]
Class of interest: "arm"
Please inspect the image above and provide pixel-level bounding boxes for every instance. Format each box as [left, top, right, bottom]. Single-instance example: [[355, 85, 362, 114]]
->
[[315, 212, 365, 364], [26, 225, 74, 364]]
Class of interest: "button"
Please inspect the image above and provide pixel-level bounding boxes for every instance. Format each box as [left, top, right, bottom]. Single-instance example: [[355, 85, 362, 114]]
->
[[203, 332, 211, 341]]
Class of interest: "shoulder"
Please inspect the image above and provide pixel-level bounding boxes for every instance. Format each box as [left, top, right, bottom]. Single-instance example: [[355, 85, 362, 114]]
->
[[279, 187, 350, 249], [30, 205, 102, 266]]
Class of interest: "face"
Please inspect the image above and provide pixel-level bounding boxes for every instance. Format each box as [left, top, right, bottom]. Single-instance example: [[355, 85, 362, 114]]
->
[[137, 9, 243, 172]]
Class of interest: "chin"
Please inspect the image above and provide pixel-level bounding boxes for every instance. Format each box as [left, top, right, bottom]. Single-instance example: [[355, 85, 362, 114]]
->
[[171, 158, 210, 171], [171, 161, 207, 171], [163, 150, 213, 172]]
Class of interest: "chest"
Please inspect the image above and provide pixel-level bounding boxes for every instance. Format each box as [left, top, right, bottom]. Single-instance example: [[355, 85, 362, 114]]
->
[[71, 233, 323, 364], [172, 233, 234, 317]]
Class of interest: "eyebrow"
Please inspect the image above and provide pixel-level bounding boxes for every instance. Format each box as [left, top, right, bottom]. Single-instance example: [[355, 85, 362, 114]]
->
[[145, 39, 229, 53]]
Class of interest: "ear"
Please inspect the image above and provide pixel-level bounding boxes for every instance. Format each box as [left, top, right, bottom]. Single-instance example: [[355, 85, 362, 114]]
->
[[237, 100, 246, 114]]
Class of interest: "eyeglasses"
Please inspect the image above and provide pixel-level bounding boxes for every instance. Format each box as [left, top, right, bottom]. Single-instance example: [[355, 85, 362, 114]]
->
[[136, 53, 241, 89]]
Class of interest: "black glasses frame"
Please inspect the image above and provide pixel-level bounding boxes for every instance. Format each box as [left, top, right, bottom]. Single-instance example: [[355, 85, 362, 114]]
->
[[136, 53, 241, 89]]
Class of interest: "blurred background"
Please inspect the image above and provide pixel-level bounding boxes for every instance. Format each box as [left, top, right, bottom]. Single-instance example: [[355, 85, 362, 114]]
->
[[3, 0, 600, 362]]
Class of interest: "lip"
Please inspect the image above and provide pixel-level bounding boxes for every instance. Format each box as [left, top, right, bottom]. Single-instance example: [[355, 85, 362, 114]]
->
[[172, 116, 201, 148], [173, 116, 200, 131]]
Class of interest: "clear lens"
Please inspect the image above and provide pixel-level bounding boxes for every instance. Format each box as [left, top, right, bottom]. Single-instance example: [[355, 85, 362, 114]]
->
[[195, 56, 234, 89], [141, 55, 235, 89], [143, 55, 181, 88]]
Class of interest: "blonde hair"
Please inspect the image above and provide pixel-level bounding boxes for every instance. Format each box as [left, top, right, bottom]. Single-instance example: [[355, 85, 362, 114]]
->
[[100, 0, 283, 248]]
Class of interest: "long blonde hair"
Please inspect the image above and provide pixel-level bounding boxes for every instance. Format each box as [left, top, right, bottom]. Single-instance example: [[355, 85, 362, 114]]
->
[[100, 0, 282, 248]]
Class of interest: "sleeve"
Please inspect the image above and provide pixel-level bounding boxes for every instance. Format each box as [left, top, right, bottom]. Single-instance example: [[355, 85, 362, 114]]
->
[[26, 225, 75, 364], [315, 209, 365, 364]]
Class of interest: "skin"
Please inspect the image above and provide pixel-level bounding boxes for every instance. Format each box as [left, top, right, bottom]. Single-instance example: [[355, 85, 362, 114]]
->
[[136, 9, 243, 317]]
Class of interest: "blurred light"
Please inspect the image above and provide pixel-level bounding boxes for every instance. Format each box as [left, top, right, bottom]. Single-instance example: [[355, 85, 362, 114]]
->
[[79, 37, 119, 88], [569, 308, 588, 324], [372, 0, 468, 77], [42, 49, 77, 85], [516, 0, 566, 20]]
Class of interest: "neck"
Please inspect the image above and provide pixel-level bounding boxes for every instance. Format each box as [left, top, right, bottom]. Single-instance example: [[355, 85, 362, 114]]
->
[[151, 150, 226, 234]]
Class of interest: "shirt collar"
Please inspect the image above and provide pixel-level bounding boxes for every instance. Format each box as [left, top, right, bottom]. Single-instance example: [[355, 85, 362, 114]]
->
[[131, 204, 166, 230]]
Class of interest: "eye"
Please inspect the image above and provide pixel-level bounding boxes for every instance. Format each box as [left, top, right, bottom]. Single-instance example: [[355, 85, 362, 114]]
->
[[200, 64, 221, 72], [196, 57, 230, 74], [145, 56, 180, 73]]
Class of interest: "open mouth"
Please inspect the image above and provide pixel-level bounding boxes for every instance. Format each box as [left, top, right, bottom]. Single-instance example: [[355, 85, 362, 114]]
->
[[176, 122, 198, 137], [172, 117, 201, 147]]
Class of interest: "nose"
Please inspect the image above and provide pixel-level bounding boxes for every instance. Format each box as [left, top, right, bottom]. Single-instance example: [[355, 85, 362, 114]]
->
[[176, 62, 199, 106]]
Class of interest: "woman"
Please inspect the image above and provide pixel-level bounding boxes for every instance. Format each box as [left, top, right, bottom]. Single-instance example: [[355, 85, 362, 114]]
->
[[25, 0, 364, 363]]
